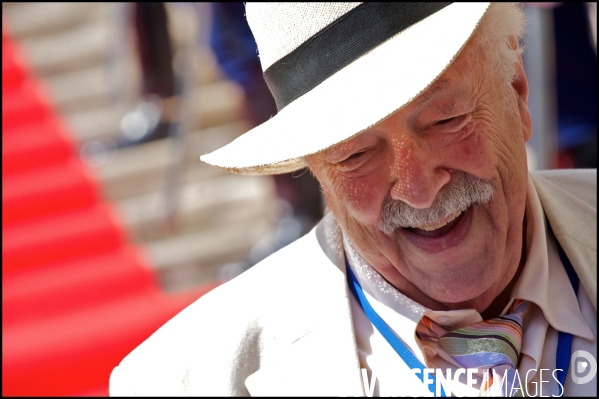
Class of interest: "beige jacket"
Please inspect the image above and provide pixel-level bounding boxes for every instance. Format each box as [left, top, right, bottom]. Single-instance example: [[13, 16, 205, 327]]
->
[[109, 169, 597, 396]]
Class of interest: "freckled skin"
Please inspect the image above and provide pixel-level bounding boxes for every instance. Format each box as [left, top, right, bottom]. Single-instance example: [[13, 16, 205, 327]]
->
[[306, 39, 533, 316]]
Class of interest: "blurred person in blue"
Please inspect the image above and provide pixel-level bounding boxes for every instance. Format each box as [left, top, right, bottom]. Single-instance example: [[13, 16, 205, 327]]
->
[[525, 2, 597, 169], [110, 3, 596, 396], [551, 2, 597, 168]]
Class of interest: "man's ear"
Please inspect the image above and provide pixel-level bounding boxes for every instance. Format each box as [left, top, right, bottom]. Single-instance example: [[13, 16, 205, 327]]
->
[[512, 55, 533, 143]]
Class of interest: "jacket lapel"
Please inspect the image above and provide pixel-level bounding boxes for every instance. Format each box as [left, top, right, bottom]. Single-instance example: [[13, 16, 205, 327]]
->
[[245, 213, 366, 396], [531, 171, 597, 310]]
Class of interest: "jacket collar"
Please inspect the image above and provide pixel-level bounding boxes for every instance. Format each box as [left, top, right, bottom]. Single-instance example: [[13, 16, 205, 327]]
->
[[245, 213, 366, 396], [530, 171, 597, 310]]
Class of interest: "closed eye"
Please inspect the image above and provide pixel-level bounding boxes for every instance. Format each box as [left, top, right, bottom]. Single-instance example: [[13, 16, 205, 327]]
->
[[347, 151, 366, 160], [433, 114, 470, 131], [436, 117, 457, 125], [336, 147, 375, 171]]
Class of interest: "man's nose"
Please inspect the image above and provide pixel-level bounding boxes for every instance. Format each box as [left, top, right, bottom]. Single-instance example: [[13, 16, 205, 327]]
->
[[388, 137, 450, 209]]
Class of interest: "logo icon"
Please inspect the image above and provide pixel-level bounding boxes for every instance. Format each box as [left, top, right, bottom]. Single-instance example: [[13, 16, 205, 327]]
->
[[570, 350, 597, 385]]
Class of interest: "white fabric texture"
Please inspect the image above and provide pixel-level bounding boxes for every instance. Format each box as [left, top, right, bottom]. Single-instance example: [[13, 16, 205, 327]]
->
[[246, 2, 362, 71], [109, 169, 596, 396]]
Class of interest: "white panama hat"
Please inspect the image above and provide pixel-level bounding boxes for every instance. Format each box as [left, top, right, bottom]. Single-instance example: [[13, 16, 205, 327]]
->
[[200, 2, 490, 175]]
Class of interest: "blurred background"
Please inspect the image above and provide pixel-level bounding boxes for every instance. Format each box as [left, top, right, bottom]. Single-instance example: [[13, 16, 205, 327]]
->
[[2, 2, 596, 396]]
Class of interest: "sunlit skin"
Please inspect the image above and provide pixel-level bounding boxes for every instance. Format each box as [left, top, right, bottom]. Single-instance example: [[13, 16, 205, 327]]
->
[[306, 38, 533, 318]]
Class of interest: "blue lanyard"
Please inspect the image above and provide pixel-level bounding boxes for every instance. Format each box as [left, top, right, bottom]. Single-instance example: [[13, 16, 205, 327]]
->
[[346, 239, 578, 397], [346, 264, 448, 396], [554, 240, 578, 397]]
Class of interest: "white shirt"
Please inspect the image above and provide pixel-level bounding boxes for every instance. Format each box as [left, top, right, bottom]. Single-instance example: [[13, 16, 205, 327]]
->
[[345, 174, 596, 396]]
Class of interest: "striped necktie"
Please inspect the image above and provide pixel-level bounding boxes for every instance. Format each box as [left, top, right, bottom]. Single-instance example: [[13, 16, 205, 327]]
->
[[417, 299, 529, 396]]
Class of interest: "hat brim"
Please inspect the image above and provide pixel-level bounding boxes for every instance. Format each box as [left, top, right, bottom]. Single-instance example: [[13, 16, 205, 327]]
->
[[201, 3, 490, 175]]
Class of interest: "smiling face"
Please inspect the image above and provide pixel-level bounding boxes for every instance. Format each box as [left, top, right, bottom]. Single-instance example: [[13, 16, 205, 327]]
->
[[306, 37, 532, 314]]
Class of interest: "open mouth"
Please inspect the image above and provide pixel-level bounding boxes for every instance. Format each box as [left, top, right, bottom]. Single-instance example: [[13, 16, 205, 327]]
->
[[403, 208, 468, 238]]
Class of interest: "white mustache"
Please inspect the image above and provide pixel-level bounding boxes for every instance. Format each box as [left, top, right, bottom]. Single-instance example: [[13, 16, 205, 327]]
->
[[378, 171, 494, 235]]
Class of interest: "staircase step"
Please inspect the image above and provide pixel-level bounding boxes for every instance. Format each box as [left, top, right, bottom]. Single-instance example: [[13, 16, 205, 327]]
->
[[61, 104, 125, 144], [147, 216, 273, 272], [195, 46, 225, 86], [2, 116, 74, 174], [2, 283, 217, 396], [62, 79, 245, 146], [3, 203, 125, 273], [3, 158, 99, 224], [2, 38, 29, 88], [16, 17, 110, 77], [188, 79, 244, 131], [2, 246, 157, 325], [117, 174, 274, 242], [94, 121, 249, 200], [2, 79, 54, 131], [43, 65, 114, 114], [2, 2, 109, 40]]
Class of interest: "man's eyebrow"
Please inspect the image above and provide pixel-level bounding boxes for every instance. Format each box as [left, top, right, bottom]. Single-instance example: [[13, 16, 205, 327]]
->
[[416, 78, 450, 104]]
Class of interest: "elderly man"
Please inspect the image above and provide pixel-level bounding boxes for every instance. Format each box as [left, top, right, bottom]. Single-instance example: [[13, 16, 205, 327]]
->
[[110, 3, 596, 396]]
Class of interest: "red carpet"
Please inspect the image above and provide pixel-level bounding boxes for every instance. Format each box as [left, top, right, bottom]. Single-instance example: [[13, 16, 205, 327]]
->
[[2, 21, 219, 396]]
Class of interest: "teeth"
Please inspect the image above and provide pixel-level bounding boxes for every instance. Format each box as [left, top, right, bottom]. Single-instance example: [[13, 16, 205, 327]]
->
[[412, 211, 463, 231]]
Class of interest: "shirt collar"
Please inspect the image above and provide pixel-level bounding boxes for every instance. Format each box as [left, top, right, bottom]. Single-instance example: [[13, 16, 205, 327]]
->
[[344, 235, 427, 323]]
